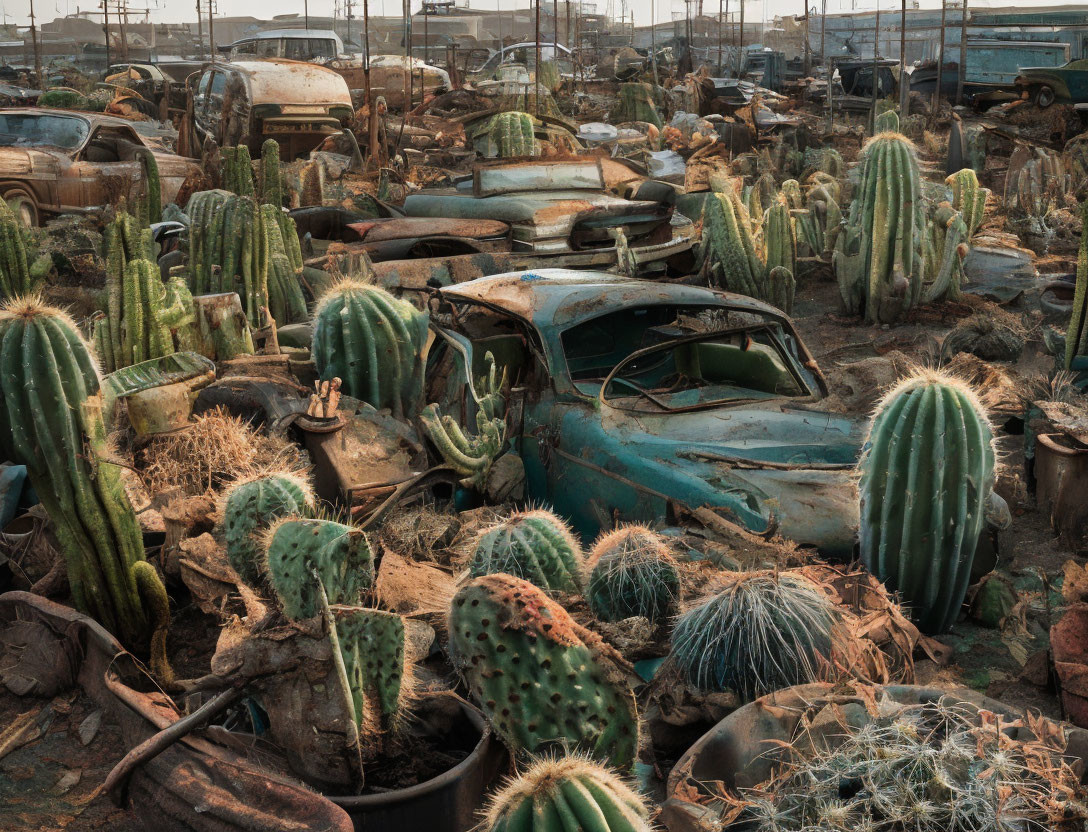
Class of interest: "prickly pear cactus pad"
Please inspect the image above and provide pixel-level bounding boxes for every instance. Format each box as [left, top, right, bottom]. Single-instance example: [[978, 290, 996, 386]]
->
[[311, 280, 429, 419], [586, 526, 680, 623], [470, 509, 583, 593], [221, 472, 314, 587], [335, 607, 407, 735], [858, 369, 996, 635], [264, 518, 374, 621], [483, 755, 652, 832], [448, 574, 639, 768]]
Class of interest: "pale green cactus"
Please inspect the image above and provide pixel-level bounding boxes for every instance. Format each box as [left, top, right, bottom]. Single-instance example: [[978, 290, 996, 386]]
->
[[947, 167, 989, 238]]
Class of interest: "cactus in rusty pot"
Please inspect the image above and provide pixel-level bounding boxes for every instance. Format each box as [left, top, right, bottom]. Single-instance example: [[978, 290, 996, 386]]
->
[[312, 280, 428, 419], [0, 297, 172, 679], [858, 369, 997, 634], [221, 472, 314, 587], [448, 574, 639, 768]]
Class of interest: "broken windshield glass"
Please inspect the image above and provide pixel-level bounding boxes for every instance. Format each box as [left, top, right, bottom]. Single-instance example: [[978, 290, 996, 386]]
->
[[0, 113, 89, 149]]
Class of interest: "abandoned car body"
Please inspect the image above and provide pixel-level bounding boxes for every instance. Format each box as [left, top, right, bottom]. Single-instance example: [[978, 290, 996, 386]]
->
[[0, 108, 199, 225], [429, 270, 862, 554]]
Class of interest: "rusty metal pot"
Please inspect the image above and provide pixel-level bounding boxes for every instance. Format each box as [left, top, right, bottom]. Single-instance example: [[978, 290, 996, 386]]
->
[[1035, 432, 1088, 551]]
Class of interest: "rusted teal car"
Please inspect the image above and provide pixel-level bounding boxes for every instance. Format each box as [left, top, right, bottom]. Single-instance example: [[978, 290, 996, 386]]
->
[[1015, 58, 1088, 108], [430, 269, 863, 555]]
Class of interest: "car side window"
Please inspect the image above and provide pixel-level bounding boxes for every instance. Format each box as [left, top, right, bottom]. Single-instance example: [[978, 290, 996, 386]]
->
[[234, 40, 257, 55], [256, 38, 281, 57], [196, 70, 212, 103], [311, 39, 335, 59], [285, 39, 308, 60]]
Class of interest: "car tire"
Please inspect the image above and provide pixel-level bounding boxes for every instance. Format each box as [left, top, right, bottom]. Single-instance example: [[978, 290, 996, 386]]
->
[[2, 188, 39, 227], [1035, 84, 1056, 108]]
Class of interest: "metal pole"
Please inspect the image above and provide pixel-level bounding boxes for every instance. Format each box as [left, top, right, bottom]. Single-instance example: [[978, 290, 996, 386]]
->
[[305, 0, 310, 31], [717, 0, 723, 73], [899, 0, 907, 115], [554, 0, 558, 51], [195, 0, 202, 62], [870, 2, 880, 131], [736, 0, 744, 75], [534, 0, 542, 115], [650, 0, 659, 87], [566, 0, 571, 49], [803, 0, 810, 75], [346, 0, 352, 54], [425, 3, 429, 68], [403, 0, 410, 115], [208, 0, 215, 62], [29, 0, 42, 90], [931, 0, 946, 124], [956, 0, 966, 105], [104, 0, 111, 69], [819, 0, 825, 65]]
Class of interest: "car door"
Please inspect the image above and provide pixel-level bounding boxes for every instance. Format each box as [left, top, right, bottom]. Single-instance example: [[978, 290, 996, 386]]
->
[[68, 124, 147, 209]]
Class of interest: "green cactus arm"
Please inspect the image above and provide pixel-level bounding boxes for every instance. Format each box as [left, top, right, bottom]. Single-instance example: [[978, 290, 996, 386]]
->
[[1066, 202, 1088, 368], [132, 560, 174, 685]]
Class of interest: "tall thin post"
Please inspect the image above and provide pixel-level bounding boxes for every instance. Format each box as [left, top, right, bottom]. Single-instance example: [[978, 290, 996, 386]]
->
[[208, 0, 215, 62], [424, 3, 429, 67], [870, 2, 880, 130], [650, 0, 659, 87], [554, 0, 558, 50], [118, 0, 130, 61], [956, 0, 967, 105], [534, 0, 542, 115], [346, 0, 352, 53], [931, 0, 946, 124], [305, 0, 310, 31], [803, 0, 810, 75], [28, 0, 41, 90], [736, 0, 744, 75], [195, 0, 203, 62], [717, 0, 723, 73], [402, 0, 410, 114], [566, 0, 571, 48], [820, 0, 826, 65], [898, 0, 907, 114], [104, 0, 111, 69]]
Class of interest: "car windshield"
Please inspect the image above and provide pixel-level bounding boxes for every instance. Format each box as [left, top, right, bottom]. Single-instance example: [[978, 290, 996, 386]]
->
[[600, 326, 808, 412], [0, 113, 89, 149]]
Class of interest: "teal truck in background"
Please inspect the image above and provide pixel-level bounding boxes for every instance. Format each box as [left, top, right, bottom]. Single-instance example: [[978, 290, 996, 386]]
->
[[912, 39, 1069, 105]]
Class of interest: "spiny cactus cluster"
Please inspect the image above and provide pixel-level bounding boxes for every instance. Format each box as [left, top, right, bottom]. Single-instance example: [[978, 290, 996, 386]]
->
[[483, 756, 652, 832], [260, 139, 284, 208], [947, 167, 988, 238], [921, 201, 969, 304], [185, 190, 306, 325], [802, 145, 844, 179], [737, 698, 1084, 832], [0, 297, 172, 678], [488, 111, 541, 158], [421, 351, 507, 488], [612, 82, 662, 129], [858, 369, 996, 635], [265, 517, 375, 621], [221, 472, 315, 587], [311, 280, 428, 419], [586, 525, 679, 623], [469, 509, 582, 594], [834, 132, 927, 324], [222, 144, 256, 197], [0, 198, 47, 300], [448, 574, 639, 768], [794, 180, 843, 260], [137, 149, 162, 225], [669, 571, 838, 701]]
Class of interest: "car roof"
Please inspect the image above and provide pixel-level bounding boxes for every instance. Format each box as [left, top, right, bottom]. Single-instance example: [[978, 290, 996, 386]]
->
[[441, 269, 783, 332], [232, 28, 340, 42], [204, 60, 352, 104], [0, 108, 137, 129]]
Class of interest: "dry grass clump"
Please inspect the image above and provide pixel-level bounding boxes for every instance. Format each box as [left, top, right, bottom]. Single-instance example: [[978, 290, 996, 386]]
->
[[138, 408, 305, 497]]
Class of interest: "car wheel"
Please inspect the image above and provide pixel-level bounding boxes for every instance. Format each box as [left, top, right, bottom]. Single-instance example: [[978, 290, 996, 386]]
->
[[2, 189, 39, 227], [1035, 84, 1056, 108]]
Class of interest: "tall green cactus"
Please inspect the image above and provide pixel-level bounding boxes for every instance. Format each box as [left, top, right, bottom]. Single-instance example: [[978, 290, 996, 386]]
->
[[586, 525, 679, 623], [448, 574, 639, 768], [221, 472, 314, 587], [763, 200, 796, 278], [921, 202, 969, 304], [794, 182, 842, 259], [222, 145, 256, 197], [421, 352, 506, 488], [483, 756, 652, 832], [312, 281, 428, 419], [834, 132, 926, 324], [469, 509, 582, 593], [488, 111, 540, 158], [138, 149, 162, 225], [0, 198, 41, 300], [93, 258, 175, 373], [260, 139, 284, 208], [258, 203, 308, 324], [0, 298, 171, 672], [858, 369, 996, 634], [947, 167, 988, 238], [1066, 203, 1088, 369], [612, 82, 662, 129], [265, 518, 375, 621], [759, 265, 796, 316]]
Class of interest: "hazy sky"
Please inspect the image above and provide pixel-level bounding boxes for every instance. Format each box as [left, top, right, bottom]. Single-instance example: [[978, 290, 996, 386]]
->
[[2, 0, 1078, 28]]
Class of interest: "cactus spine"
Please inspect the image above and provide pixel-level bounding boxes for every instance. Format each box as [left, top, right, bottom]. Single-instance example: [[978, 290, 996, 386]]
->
[[311, 281, 428, 419], [422, 351, 507, 488], [947, 167, 988, 238], [1066, 203, 1088, 369], [489, 111, 540, 157], [483, 756, 652, 832], [0, 298, 171, 672], [834, 132, 926, 324], [448, 574, 639, 768], [0, 198, 37, 300], [858, 369, 996, 634], [260, 139, 284, 208], [586, 526, 679, 623], [221, 473, 314, 587], [470, 509, 582, 593]]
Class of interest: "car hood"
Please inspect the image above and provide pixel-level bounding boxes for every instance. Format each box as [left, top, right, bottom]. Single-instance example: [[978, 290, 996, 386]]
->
[[0, 145, 66, 174]]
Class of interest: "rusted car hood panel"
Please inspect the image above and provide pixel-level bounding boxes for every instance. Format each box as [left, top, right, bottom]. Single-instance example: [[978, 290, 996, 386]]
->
[[404, 190, 659, 225], [0, 146, 63, 175], [347, 217, 509, 242]]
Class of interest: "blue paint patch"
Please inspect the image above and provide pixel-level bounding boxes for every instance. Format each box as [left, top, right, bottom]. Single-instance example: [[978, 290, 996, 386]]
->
[[519, 272, 545, 281]]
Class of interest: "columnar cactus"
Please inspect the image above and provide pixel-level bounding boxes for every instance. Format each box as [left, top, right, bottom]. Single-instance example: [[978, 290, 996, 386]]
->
[[482, 756, 652, 832], [138, 149, 162, 225], [335, 607, 407, 736], [421, 352, 507, 488], [311, 281, 428, 419], [794, 182, 842, 259], [488, 111, 540, 158], [448, 574, 639, 768], [221, 472, 314, 586], [947, 167, 988, 238], [586, 526, 679, 623], [93, 257, 176, 373], [921, 201, 969, 304], [1065, 203, 1088, 369], [670, 571, 838, 701], [858, 369, 996, 634], [470, 509, 582, 593], [763, 200, 796, 279], [0, 298, 172, 672], [264, 518, 374, 621], [260, 138, 284, 208], [780, 178, 804, 210], [258, 203, 307, 324], [612, 82, 662, 128], [874, 108, 899, 133], [222, 144, 256, 197], [833, 132, 926, 324], [0, 198, 42, 300]]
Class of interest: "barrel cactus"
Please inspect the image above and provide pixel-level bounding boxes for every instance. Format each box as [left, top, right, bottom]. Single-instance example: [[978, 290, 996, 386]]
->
[[669, 571, 838, 701], [858, 369, 996, 635], [947, 167, 989, 238], [874, 108, 899, 133], [221, 472, 314, 587], [586, 526, 680, 623], [469, 509, 582, 594], [264, 518, 374, 621], [0, 297, 172, 675], [483, 756, 652, 832], [834, 132, 926, 324], [1066, 204, 1088, 369], [311, 280, 428, 419], [489, 111, 540, 158], [448, 574, 639, 768]]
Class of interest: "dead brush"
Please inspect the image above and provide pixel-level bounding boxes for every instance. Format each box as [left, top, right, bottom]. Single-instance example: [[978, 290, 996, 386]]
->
[[137, 408, 305, 497], [737, 695, 1088, 831]]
